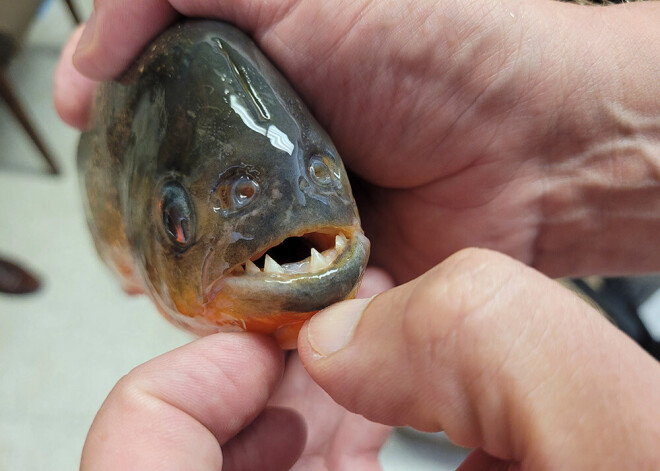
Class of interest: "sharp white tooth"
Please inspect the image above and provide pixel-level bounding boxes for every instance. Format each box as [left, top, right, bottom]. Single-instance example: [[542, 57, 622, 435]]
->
[[322, 248, 338, 264], [264, 255, 284, 274], [245, 260, 260, 274], [310, 248, 327, 272], [297, 260, 311, 273], [335, 233, 348, 251], [282, 260, 309, 274]]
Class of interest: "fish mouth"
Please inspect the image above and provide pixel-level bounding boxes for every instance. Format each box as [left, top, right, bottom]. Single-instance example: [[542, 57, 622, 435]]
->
[[228, 229, 353, 277], [205, 227, 369, 315]]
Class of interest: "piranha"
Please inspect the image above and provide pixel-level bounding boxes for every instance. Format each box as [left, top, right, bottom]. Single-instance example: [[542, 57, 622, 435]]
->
[[78, 20, 369, 349]]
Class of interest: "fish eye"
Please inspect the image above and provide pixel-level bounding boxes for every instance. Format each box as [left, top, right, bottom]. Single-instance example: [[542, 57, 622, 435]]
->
[[215, 172, 260, 214], [231, 176, 259, 208], [309, 154, 340, 187], [159, 181, 195, 248]]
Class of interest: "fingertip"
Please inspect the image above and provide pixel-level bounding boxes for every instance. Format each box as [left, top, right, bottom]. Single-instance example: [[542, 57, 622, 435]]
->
[[305, 298, 372, 358], [189, 332, 286, 386], [132, 332, 286, 442], [54, 25, 96, 130], [81, 332, 285, 471], [298, 266, 394, 359], [296, 319, 314, 362]]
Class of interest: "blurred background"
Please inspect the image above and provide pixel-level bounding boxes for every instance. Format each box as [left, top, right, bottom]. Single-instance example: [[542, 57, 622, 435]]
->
[[2, 1, 659, 470], [0, 1, 471, 469]]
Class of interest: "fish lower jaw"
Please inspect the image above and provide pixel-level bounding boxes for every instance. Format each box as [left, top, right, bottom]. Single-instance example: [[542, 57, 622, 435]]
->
[[205, 231, 369, 316], [231, 232, 349, 278]]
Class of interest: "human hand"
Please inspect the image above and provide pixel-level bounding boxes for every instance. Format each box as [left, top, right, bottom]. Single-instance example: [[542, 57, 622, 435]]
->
[[79, 333, 303, 471], [56, 0, 660, 282], [298, 248, 660, 470], [269, 352, 391, 470], [267, 268, 394, 470], [80, 268, 394, 471]]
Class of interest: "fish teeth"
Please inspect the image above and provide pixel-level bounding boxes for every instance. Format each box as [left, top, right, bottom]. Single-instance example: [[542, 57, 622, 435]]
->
[[335, 233, 348, 251], [322, 248, 337, 264], [245, 259, 260, 274], [242, 234, 349, 277], [310, 248, 326, 272], [264, 255, 284, 274]]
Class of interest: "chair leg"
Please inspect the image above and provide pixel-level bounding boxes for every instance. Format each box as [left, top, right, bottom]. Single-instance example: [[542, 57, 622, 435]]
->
[[62, 0, 82, 24], [0, 71, 59, 174]]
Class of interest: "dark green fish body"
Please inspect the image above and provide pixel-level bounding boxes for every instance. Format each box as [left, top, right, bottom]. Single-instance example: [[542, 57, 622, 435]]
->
[[78, 21, 369, 348]]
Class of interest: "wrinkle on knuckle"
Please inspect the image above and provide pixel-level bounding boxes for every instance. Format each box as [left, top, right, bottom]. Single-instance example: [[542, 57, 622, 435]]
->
[[401, 249, 526, 379], [403, 249, 514, 340], [111, 372, 158, 415]]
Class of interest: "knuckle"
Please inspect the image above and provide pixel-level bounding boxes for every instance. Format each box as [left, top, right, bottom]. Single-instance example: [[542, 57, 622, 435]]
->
[[109, 372, 150, 413], [395, 249, 532, 433], [400, 248, 524, 359]]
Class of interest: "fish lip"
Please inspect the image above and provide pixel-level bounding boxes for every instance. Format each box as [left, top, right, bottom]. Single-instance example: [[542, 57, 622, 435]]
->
[[204, 228, 369, 303]]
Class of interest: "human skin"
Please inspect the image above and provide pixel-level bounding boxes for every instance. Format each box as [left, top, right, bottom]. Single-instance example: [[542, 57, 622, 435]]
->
[[56, 0, 660, 469], [56, 0, 660, 281], [79, 269, 395, 471], [77, 253, 660, 471], [299, 249, 660, 470]]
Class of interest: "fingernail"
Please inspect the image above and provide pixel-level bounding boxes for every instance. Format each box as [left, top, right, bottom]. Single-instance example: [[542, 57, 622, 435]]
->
[[307, 297, 372, 356], [75, 12, 97, 54]]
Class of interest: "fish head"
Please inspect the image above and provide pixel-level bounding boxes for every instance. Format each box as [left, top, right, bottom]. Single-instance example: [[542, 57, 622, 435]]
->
[[123, 21, 369, 347]]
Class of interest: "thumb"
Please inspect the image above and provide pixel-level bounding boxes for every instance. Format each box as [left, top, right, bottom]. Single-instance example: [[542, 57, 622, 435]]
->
[[298, 248, 660, 469]]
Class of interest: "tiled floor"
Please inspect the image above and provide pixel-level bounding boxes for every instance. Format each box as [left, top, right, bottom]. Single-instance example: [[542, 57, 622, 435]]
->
[[0, 2, 469, 469]]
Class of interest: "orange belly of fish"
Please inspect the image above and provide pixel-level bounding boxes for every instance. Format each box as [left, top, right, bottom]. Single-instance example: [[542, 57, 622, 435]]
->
[[245, 314, 314, 350], [162, 289, 319, 349]]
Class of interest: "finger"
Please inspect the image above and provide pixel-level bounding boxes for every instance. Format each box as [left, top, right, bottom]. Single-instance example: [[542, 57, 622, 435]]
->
[[356, 266, 395, 299], [73, 0, 179, 80], [456, 448, 510, 471], [81, 333, 285, 471], [270, 353, 391, 470], [54, 25, 97, 129], [222, 407, 306, 471], [298, 248, 660, 467], [72, 0, 300, 81], [61, 0, 303, 131]]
